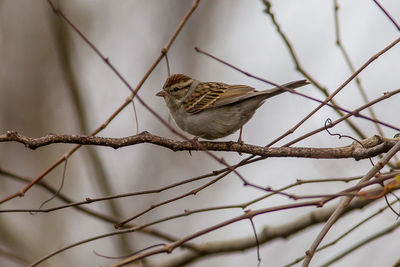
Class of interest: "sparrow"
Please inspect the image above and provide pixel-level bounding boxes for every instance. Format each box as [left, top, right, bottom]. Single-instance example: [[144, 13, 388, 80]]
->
[[156, 74, 309, 141]]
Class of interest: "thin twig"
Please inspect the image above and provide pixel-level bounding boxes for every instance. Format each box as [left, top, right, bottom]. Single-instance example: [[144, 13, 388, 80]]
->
[[48, 0, 250, 214], [0, 167, 192, 250], [5, 169, 399, 225], [248, 215, 261, 266], [49, 6, 133, 252], [285, 198, 399, 266], [334, 0, 384, 137], [372, 0, 400, 31], [195, 44, 400, 134], [262, 0, 366, 141], [110, 182, 399, 266], [302, 140, 400, 266], [0, 0, 200, 205], [284, 89, 400, 147], [321, 221, 400, 266], [27, 181, 400, 267], [37, 159, 68, 210]]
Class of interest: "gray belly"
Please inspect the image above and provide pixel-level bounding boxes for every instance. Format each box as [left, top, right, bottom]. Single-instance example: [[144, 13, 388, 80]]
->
[[171, 99, 265, 140]]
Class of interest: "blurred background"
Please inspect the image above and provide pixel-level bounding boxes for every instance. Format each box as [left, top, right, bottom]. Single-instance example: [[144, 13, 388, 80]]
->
[[1, 0, 400, 266]]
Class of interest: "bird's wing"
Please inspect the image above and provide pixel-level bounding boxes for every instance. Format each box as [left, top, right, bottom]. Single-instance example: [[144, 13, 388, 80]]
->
[[211, 79, 310, 108], [183, 82, 255, 113]]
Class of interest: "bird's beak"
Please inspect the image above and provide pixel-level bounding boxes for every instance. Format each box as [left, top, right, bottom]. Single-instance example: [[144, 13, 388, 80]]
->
[[156, 90, 167, 97]]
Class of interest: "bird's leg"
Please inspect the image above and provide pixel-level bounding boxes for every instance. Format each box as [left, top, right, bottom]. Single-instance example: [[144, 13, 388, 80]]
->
[[237, 127, 244, 145], [236, 127, 244, 156], [191, 136, 200, 145]]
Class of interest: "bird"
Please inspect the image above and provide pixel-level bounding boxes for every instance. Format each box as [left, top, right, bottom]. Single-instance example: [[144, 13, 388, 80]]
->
[[156, 74, 309, 142]]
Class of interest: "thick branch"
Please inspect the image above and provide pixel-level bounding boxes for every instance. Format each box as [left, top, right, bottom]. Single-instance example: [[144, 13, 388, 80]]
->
[[1, 131, 399, 160]]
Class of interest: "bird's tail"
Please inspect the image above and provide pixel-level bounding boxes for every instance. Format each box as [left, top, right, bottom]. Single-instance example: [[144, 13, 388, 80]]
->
[[261, 79, 310, 99]]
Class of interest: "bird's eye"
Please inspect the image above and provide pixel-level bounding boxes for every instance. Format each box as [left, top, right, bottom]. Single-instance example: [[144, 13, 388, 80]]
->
[[172, 87, 180, 92]]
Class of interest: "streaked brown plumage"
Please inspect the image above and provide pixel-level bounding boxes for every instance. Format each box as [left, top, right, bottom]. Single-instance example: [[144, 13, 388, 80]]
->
[[156, 74, 309, 140]]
